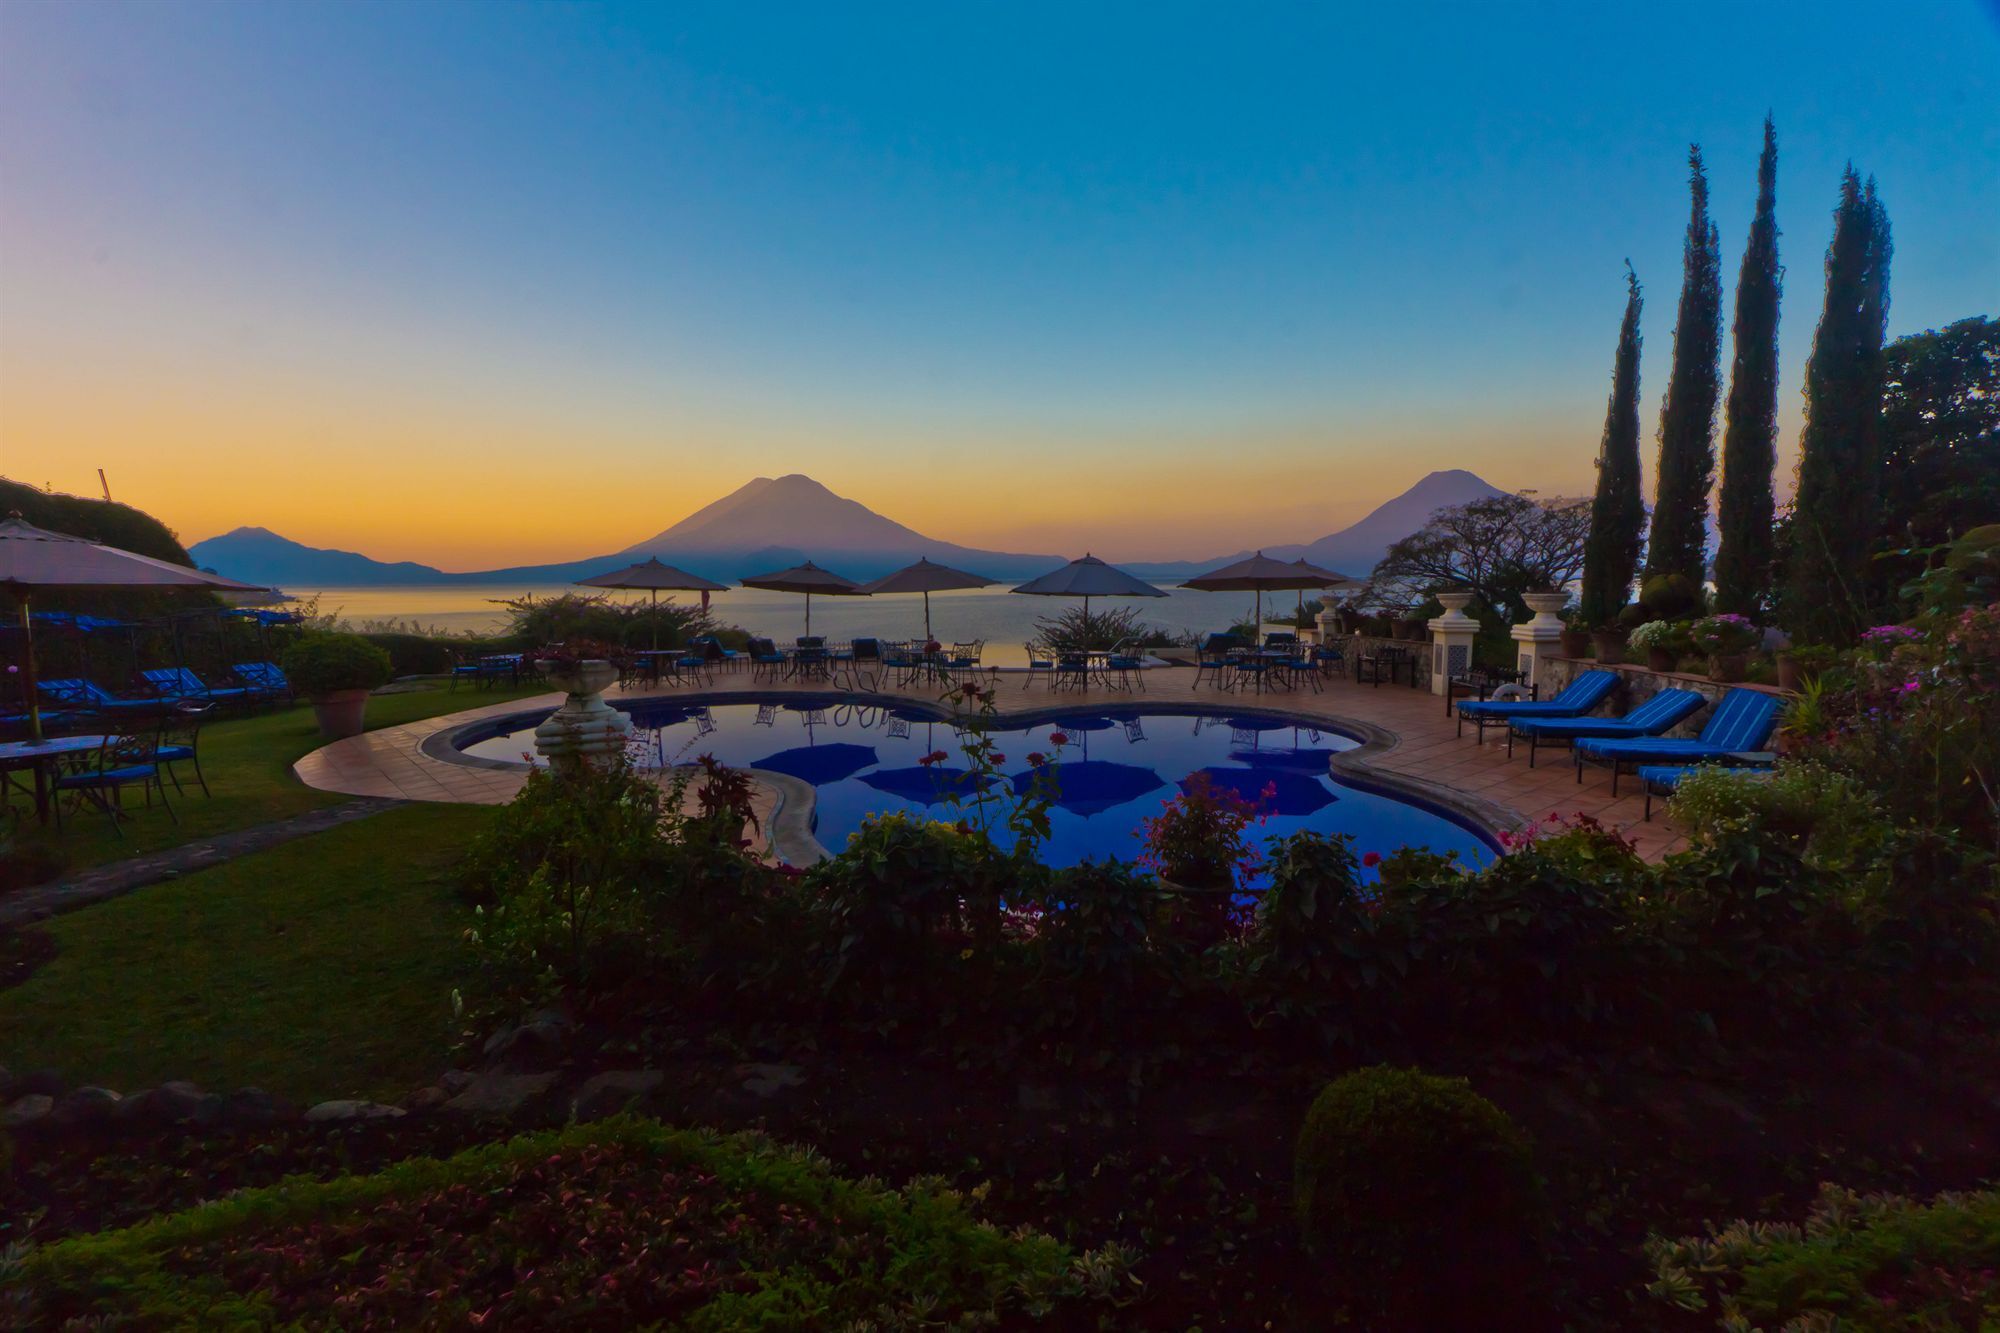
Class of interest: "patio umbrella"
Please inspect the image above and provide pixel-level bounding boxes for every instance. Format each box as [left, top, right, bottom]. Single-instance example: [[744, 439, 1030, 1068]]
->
[[1288, 558, 1356, 624], [1009, 759, 1164, 817], [854, 558, 996, 641], [578, 558, 731, 652], [1181, 551, 1346, 639], [750, 741, 878, 784], [739, 561, 867, 637], [1010, 555, 1166, 649], [0, 515, 266, 739], [1183, 765, 1337, 817]]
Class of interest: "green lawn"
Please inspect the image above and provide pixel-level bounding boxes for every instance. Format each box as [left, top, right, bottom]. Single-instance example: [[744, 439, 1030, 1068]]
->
[[0, 802, 492, 1102], [14, 681, 548, 876]]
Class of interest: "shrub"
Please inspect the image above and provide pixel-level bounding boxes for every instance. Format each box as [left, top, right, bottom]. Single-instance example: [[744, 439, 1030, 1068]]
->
[[1032, 860, 1177, 1035], [1294, 1066, 1546, 1327], [355, 630, 501, 676], [1138, 772, 1269, 890], [1237, 832, 1390, 1047], [1640, 571, 1705, 619], [1647, 1182, 2000, 1331], [279, 631, 392, 696], [21, 1118, 1134, 1328], [1668, 761, 1889, 873]]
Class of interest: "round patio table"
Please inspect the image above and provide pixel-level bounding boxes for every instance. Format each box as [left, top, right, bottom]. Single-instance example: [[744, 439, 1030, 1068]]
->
[[0, 733, 111, 825]]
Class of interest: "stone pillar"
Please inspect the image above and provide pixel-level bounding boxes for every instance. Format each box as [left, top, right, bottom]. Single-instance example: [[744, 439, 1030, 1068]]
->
[[1315, 605, 1342, 647], [1511, 592, 1569, 690], [534, 660, 633, 774], [1427, 592, 1479, 696]]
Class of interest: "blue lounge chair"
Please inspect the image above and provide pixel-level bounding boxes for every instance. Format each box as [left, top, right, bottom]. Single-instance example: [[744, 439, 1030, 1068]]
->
[[232, 661, 293, 702], [1576, 689, 1785, 795], [141, 667, 252, 706], [1638, 761, 1776, 820], [1509, 687, 1706, 767], [38, 678, 175, 718], [1454, 669, 1618, 745]]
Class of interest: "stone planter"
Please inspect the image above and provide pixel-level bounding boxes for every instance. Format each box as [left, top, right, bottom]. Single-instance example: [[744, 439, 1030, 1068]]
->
[[1708, 653, 1750, 683], [533, 659, 632, 773], [1646, 647, 1679, 673], [309, 689, 370, 740], [1592, 629, 1628, 665], [1559, 630, 1592, 658]]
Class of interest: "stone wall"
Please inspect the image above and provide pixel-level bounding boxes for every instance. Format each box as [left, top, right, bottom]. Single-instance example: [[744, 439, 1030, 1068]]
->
[[1538, 656, 1786, 739], [1321, 633, 1433, 688]]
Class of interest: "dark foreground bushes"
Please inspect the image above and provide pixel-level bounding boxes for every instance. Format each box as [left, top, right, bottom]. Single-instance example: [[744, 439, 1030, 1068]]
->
[[14, 1118, 1135, 1328], [1648, 1182, 2000, 1330]]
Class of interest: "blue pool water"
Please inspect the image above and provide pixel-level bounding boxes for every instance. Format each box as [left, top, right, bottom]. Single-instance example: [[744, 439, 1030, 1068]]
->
[[462, 696, 1497, 881]]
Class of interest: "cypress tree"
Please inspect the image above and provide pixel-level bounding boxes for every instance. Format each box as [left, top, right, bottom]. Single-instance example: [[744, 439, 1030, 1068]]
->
[[1785, 168, 1893, 642], [1644, 145, 1725, 587], [1712, 118, 1782, 616], [1580, 264, 1646, 625]]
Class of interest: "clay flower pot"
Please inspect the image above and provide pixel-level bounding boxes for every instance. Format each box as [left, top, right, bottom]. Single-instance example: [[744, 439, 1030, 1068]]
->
[[1776, 652, 1802, 693], [1560, 629, 1592, 659], [1709, 653, 1749, 683], [310, 689, 371, 740], [1646, 647, 1679, 673], [1592, 629, 1629, 665]]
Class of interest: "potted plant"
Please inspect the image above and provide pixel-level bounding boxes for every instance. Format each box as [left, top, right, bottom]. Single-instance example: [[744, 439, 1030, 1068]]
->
[[1558, 608, 1592, 659], [1689, 614, 1761, 681], [282, 632, 393, 739], [1591, 613, 1631, 665], [1628, 619, 1683, 673], [1139, 773, 1268, 946]]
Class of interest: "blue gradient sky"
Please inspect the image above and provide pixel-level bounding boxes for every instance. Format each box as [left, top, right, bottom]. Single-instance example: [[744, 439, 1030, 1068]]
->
[[2, 1, 1995, 565]]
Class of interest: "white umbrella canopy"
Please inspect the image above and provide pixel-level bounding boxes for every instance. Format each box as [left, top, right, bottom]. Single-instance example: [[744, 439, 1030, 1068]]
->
[[577, 557, 731, 651], [1, 514, 268, 739], [739, 560, 868, 636], [1011, 554, 1166, 645], [854, 558, 996, 641]]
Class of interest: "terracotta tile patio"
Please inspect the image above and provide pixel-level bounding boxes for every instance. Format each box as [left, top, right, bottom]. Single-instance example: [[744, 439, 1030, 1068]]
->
[[292, 668, 1690, 861]]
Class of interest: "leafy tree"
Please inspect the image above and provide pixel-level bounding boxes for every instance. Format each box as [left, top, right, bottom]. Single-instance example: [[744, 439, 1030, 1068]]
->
[[1645, 145, 1725, 587], [1875, 315, 1999, 557], [1713, 118, 1783, 616], [1370, 494, 1593, 621], [1785, 168, 1893, 642], [1580, 264, 1647, 625]]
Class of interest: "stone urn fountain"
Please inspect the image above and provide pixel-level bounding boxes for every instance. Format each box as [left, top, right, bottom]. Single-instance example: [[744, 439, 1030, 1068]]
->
[[533, 659, 632, 773]]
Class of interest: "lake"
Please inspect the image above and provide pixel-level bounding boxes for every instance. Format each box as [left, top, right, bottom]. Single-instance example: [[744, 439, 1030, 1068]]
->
[[298, 584, 1312, 666]]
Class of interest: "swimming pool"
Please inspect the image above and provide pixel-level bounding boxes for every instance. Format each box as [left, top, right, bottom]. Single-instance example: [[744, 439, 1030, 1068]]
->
[[459, 696, 1497, 881]]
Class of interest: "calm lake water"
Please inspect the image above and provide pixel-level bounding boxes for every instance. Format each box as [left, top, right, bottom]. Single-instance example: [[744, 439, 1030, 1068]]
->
[[301, 584, 1312, 666]]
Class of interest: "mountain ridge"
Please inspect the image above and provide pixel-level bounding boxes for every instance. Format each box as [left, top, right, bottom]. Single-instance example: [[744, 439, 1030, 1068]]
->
[[187, 469, 1510, 589]]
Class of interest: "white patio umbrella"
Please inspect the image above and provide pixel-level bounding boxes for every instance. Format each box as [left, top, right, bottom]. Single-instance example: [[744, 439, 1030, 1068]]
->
[[1011, 555, 1167, 649], [1180, 551, 1348, 636], [739, 560, 868, 637], [854, 558, 996, 641], [577, 557, 730, 651], [0, 514, 267, 739]]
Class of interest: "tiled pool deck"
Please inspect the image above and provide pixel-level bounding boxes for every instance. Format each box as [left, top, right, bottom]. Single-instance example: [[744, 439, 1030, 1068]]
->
[[292, 668, 1690, 861]]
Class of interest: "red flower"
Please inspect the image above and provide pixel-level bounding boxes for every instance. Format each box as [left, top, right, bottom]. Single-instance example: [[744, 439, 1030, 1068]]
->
[[1049, 730, 1070, 746], [1362, 851, 1382, 867], [1026, 751, 1047, 767], [990, 752, 1005, 764], [919, 749, 949, 767]]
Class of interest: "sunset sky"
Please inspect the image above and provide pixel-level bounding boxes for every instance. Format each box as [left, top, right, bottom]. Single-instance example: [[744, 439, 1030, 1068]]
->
[[2, 2, 1995, 568]]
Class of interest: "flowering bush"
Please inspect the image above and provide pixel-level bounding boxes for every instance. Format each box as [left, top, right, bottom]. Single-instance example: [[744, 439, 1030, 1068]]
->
[[533, 636, 625, 669], [1139, 772, 1271, 889], [20, 1119, 1134, 1328], [1688, 614, 1760, 656], [1648, 1182, 2000, 1331]]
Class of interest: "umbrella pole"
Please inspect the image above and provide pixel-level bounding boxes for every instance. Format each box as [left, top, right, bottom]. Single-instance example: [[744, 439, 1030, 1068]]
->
[[20, 596, 41, 742], [650, 588, 659, 653], [805, 592, 811, 638], [923, 590, 931, 642]]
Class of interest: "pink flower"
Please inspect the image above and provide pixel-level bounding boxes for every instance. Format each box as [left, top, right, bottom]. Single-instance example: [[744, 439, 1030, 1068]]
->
[[990, 752, 1005, 764]]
